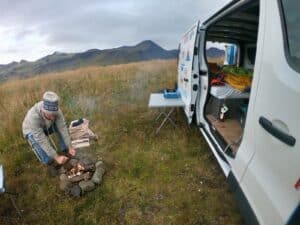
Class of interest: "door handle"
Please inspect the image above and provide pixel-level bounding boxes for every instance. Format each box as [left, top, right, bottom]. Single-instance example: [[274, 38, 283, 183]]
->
[[259, 116, 296, 146], [183, 78, 189, 82]]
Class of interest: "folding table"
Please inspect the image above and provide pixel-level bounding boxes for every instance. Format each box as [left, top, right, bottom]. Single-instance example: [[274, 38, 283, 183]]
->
[[148, 93, 185, 134]]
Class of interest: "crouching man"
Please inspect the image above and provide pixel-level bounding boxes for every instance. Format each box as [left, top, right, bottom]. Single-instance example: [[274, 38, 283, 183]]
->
[[22, 91, 76, 166]]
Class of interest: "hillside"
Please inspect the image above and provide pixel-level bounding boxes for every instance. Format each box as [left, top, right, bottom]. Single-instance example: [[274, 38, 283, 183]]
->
[[206, 47, 225, 58], [0, 42, 224, 81], [0, 40, 177, 81], [0, 60, 244, 225]]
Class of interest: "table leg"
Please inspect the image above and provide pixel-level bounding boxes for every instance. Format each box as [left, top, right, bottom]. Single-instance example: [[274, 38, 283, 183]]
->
[[155, 108, 165, 121], [166, 115, 178, 128], [156, 108, 175, 134]]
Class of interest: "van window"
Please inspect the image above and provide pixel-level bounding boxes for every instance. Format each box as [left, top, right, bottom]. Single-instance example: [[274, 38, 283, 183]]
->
[[206, 41, 226, 65], [281, 0, 300, 70], [247, 47, 256, 65]]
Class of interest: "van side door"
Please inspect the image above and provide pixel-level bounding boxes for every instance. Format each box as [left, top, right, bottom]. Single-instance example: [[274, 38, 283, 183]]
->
[[241, 1, 300, 224]]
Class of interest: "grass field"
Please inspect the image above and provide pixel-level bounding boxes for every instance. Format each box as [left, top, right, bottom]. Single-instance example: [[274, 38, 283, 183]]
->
[[0, 60, 244, 225], [207, 57, 224, 65]]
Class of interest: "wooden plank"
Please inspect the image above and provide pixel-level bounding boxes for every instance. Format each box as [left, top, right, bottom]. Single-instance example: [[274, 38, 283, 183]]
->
[[206, 114, 243, 155]]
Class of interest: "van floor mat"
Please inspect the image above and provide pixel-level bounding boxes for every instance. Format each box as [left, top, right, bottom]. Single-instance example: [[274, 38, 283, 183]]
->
[[207, 114, 243, 156]]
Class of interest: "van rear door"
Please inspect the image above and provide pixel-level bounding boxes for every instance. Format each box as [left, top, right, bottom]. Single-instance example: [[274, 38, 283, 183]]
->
[[178, 22, 200, 123]]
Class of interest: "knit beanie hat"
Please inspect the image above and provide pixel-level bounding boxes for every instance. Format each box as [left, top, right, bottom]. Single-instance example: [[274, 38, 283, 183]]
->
[[42, 91, 59, 114]]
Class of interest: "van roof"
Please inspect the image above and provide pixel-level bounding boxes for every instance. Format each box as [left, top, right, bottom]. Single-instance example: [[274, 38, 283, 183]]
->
[[203, 0, 259, 44], [203, 0, 241, 26]]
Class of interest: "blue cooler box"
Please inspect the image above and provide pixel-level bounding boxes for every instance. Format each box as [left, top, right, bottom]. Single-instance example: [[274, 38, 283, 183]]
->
[[163, 89, 181, 99]]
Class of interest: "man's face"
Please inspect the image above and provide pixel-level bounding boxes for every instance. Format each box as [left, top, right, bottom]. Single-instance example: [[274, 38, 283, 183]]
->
[[43, 112, 56, 121]]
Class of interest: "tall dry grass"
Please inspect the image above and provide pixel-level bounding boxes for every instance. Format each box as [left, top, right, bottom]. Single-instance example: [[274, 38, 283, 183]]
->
[[0, 59, 244, 225], [207, 56, 224, 64], [0, 59, 175, 153]]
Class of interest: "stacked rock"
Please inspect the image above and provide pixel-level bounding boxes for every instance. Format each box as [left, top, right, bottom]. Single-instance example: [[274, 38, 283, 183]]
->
[[58, 157, 105, 197]]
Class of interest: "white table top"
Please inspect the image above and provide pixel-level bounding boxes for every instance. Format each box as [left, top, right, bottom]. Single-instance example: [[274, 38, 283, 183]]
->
[[148, 93, 185, 108]]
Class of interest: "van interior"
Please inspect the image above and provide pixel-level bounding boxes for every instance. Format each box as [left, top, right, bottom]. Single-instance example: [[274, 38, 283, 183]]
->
[[204, 0, 259, 157]]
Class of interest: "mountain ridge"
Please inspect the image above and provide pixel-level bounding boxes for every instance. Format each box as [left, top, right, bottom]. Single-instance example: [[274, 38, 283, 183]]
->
[[0, 40, 177, 80], [0, 40, 224, 80]]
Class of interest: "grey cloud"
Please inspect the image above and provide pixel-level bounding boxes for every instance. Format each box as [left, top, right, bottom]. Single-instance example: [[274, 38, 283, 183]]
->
[[0, 0, 229, 63]]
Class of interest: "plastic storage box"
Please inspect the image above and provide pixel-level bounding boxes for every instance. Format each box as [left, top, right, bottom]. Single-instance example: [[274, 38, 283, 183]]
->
[[163, 89, 181, 99]]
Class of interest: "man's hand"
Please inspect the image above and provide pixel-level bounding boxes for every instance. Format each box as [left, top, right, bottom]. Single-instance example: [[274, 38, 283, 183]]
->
[[68, 146, 76, 157], [55, 155, 69, 164]]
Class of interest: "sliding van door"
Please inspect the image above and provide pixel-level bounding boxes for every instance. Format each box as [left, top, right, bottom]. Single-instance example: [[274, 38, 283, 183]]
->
[[178, 22, 200, 123], [241, 0, 300, 224]]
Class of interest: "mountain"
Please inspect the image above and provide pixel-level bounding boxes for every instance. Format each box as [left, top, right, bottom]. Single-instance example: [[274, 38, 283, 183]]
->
[[0, 40, 178, 80], [206, 47, 225, 58]]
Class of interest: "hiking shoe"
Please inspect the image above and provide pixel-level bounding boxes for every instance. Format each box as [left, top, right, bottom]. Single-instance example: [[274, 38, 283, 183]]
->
[[47, 165, 59, 177]]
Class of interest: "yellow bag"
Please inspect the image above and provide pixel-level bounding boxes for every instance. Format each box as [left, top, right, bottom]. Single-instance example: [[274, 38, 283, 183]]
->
[[224, 73, 252, 91]]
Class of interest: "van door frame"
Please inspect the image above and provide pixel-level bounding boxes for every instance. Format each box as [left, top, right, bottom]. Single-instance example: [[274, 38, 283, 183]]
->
[[195, 0, 261, 178]]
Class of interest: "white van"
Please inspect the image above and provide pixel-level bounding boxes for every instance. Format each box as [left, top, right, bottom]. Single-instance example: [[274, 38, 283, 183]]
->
[[177, 0, 300, 224]]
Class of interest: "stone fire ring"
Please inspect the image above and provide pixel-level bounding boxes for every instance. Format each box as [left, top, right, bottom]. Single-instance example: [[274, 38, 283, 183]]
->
[[58, 158, 105, 197]]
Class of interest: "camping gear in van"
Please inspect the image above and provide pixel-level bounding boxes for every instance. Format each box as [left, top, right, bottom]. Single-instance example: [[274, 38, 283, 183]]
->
[[222, 66, 253, 91], [210, 83, 250, 99], [206, 97, 246, 121], [220, 104, 229, 121], [224, 74, 252, 91], [211, 73, 225, 86], [222, 66, 253, 77]]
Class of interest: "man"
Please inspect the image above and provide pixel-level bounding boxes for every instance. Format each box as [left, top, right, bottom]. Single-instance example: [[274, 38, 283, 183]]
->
[[22, 91, 76, 166]]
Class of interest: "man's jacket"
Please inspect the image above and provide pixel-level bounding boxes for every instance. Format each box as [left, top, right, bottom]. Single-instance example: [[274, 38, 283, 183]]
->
[[22, 101, 71, 159]]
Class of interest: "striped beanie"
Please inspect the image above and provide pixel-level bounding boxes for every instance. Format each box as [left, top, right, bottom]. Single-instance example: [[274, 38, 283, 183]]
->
[[42, 91, 59, 114]]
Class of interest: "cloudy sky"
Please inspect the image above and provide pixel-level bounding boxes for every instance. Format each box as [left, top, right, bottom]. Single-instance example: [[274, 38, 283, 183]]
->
[[0, 0, 229, 64]]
